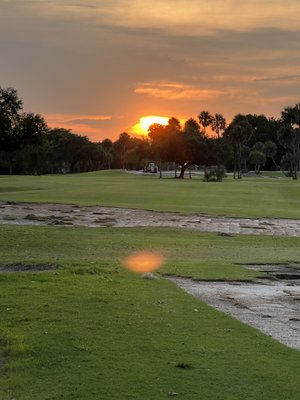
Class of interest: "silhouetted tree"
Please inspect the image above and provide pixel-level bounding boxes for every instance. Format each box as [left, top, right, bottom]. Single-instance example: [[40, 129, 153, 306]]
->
[[246, 114, 280, 145], [211, 113, 226, 138], [178, 118, 208, 178], [224, 115, 253, 179], [280, 153, 293, 176], [264, 141, 278, 169], [0, 87, 23, 174], [113, 132, 131, 169], [101, 138, 114, 169], [198, 111, 213, 135], [215, 137, 233, 168], [278, 103, 300, 179]]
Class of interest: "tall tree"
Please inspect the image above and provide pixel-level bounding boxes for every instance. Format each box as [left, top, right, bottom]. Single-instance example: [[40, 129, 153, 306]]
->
[[178, 118, 207, 178], [264, 141, 278, 169], [101, 138, 114, 169], [0, 87, 23, 121], [148, 118, 207, 179], [18, 113, 48, 146], [224, 115, 253, 179], [278, 103, 300, 180], [0, 87, 23, 174], [148, 123, 169, 177], [211, 113, 226, 138], [246, 114, 280, 146], [113, 132, 131, 169], [249, 150, 266, 174], [198, 111, 213, 135]]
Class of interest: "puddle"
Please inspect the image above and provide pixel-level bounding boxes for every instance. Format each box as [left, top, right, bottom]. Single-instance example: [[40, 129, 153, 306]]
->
[[168, 264, 300, 351]]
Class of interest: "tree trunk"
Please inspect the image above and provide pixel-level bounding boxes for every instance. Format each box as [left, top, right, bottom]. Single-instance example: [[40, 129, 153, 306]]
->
[[233, 157, 236, 179], [271, 157, 279, 170], [292, 147, 298, 179], [238, 145, 242, 179], [178, 162, 191, 179]]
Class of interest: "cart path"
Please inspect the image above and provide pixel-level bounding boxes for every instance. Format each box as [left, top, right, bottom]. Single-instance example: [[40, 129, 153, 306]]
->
[[1, 201, 300, 237]]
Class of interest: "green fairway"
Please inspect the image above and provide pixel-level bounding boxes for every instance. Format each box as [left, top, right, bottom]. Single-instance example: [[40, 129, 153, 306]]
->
[[1, 172, 300, 399], [0, 170, 299, 218], [0, 225, 300, 399]]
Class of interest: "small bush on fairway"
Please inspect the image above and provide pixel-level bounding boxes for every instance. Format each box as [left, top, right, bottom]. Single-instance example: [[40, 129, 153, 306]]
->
[[204, 166, 226, 182]]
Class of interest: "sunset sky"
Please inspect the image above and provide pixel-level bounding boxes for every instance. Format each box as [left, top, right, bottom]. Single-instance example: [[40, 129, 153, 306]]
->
[[1, 0, 300, 141]]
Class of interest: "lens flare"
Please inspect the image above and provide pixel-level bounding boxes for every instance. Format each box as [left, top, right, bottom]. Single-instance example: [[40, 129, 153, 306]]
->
[[123, 251, 164, 273]]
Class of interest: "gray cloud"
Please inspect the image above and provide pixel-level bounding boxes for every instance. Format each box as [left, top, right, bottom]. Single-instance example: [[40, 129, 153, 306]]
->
[[253, 75, 300, 82], [1, 1, 300, 138]]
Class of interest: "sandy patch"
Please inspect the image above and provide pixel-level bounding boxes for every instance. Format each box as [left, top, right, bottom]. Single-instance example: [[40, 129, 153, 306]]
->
[[168, 264, 300, 351], [1, 201, 300, 237]]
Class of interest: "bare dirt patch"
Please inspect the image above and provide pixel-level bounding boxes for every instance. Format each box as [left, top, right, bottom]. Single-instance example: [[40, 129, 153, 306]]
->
[[0, 263, 57, 273], [2, 201, 300, 237], [168, 264, 300, 351]]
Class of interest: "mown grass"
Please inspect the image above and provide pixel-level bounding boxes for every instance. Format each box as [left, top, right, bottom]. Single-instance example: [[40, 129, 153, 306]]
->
[[2, 225, 300, 280], [0, 170, 300, 218], [0, 224, 300, 399]]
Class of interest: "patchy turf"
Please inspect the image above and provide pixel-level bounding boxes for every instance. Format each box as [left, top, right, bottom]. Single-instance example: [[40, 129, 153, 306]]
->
[[0, 224, 300, 399]]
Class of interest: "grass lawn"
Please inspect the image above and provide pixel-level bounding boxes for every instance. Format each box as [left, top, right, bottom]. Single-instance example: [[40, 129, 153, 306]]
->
[[0, 225, 300, 399], [0, 170, 300, 218]]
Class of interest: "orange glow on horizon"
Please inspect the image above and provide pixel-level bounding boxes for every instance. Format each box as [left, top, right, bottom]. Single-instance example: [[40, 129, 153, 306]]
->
[[131, 115, 169, 136], [44, 113, 113, 141], [123, 251, 165, 273]]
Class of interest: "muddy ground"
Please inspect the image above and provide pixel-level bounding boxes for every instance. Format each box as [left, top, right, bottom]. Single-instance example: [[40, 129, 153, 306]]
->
[[169, 263, 300, 351], [2, 201, 300, 237]]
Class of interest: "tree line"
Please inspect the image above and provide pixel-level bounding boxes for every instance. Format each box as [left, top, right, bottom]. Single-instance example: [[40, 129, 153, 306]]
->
[[1, 86, 300, 179]]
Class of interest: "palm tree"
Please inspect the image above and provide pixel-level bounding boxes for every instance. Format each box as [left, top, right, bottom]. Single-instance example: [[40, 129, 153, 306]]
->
[[198, 111, 213, 135], [211, 113, 226, 138], [279, 104, 300, 180]]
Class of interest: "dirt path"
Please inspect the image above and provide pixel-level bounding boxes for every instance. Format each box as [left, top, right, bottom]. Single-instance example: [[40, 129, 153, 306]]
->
[[168, 264, 300, 351], [1, 201, 300, 237]]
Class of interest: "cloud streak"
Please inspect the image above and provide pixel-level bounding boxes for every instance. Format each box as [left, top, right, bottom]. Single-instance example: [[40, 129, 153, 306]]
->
[[134, 82, 227, 100], [253, 75, 300, 82]]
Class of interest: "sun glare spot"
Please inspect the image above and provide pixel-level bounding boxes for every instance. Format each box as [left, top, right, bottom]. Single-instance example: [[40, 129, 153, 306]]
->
[[131, 115, 169, 136], [123, 251, 165, 273], [140, 116, 169, 131]]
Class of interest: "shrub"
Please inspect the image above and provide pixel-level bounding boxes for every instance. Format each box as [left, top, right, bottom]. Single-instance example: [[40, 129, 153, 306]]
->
[[203, 166, 226, 182]]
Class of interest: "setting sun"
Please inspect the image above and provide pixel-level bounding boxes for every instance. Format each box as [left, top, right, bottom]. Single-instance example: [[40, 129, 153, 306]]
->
[[131, 115, 169, 136]]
